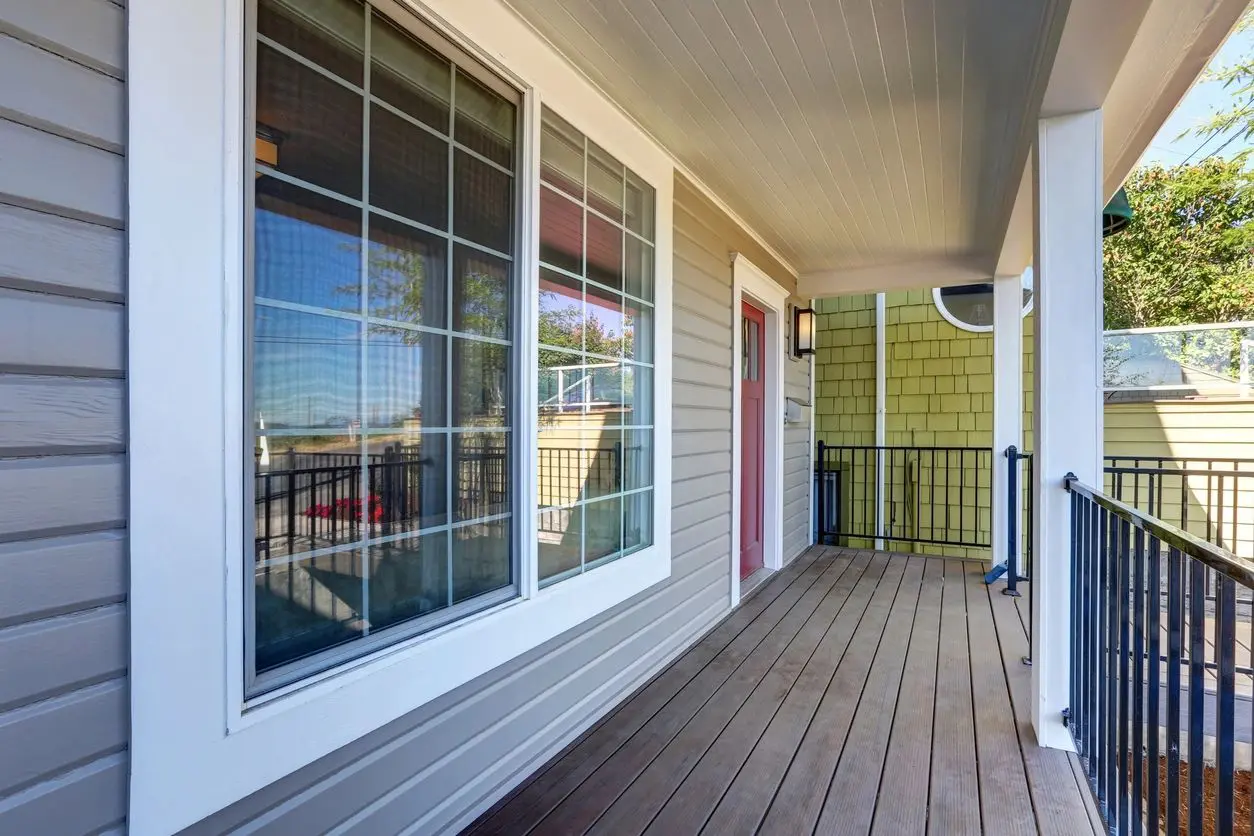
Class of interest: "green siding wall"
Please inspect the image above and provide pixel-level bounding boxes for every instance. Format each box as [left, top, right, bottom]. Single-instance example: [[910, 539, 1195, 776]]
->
[[815, 290, 1033, 560]]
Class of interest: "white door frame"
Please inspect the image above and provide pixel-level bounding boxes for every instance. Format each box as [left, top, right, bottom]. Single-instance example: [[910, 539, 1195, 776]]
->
[[730, 253, 788, 606]]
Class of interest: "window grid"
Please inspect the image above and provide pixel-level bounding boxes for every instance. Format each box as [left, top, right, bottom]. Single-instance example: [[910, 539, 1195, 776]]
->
[[537, 105, 655, 585], [248, 0, 519, 693]]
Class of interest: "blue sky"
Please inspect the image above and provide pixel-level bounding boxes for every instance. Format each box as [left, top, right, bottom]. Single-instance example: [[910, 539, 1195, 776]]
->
[[1139, 24, 1254, 168]]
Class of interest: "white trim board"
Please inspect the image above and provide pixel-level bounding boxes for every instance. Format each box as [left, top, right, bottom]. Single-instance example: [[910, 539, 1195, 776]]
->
[[730, 252, 788, 607]]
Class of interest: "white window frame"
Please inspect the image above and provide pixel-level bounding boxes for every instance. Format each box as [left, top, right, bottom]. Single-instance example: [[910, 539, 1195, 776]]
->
[[128, 1, 673, 832], [932, 268, 1034, 334]]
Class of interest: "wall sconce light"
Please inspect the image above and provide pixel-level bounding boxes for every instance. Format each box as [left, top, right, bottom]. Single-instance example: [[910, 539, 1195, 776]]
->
[[793, 306, 816, 357]]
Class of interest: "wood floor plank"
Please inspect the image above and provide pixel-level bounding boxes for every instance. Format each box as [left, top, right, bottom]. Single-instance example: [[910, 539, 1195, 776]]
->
[[989, 574, 1102, 836], [469, 546, 830, 835], [966, 563, 1036, 836], [813, 556, 927, 836], [871, 557, 945, 836], [531, 552, 866, 835], [639, 554, 903, 835], [927, 558, 981, 835], [756, 554, 917, 836]]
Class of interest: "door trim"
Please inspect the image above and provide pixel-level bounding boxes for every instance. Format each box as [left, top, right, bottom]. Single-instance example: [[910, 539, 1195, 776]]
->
[[730, 253, 788, 606]]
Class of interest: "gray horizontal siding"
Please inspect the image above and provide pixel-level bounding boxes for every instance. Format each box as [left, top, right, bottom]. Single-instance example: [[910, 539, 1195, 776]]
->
[[0, 2, 129, 833]]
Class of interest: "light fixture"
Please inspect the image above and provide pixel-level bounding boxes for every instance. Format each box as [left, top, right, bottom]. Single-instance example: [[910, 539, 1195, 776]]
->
[[793, 306, 816, 357]]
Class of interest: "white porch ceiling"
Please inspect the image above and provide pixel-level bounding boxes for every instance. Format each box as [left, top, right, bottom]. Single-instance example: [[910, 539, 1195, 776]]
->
[[503, 0, 1065, 280]]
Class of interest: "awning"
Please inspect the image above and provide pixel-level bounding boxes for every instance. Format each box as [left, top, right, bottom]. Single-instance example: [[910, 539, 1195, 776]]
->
[[1103, 187, 1132, 237]]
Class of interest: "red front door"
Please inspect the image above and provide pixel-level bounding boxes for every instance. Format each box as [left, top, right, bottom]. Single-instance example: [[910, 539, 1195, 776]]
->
[[740, 301, 766, 579]]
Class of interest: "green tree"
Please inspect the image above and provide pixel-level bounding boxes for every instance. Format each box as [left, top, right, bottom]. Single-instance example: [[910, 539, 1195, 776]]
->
[[1185, 10, 1254, 164], [1103, 159, 1254, 329]]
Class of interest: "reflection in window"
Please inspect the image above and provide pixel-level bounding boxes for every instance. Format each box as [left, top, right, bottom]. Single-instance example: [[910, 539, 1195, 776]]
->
[[536, 106, 656, 586], [250, 0, 517, 692]]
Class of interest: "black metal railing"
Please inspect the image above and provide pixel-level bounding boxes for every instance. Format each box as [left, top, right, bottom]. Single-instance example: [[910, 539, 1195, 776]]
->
[[816, 443, 993, 549], [1066, 475, 1254, 835], [256, 444, 636, 559], [1105, 455, 1254, 560]]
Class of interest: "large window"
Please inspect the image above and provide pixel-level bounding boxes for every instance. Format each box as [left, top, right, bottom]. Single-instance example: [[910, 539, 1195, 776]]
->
[[248, 0, 520, 692], [536, 108, 656, 585]]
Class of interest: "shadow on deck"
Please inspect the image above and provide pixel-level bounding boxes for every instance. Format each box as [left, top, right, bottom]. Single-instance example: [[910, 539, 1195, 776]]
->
[[465, 546, 1102, 836]]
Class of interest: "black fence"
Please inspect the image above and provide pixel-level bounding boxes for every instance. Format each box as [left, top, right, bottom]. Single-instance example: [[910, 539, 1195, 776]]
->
[[257, 444, 639, 559], [815, 443, 994, 550], [1066, 475, 1254, 835], [1105, 456, 1254, 559]]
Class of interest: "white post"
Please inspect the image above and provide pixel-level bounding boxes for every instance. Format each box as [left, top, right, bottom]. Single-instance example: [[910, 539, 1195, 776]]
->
[[874, 292, 886, 550], [991, 273, 1024, 570], [1033, 112, 1104, 750]]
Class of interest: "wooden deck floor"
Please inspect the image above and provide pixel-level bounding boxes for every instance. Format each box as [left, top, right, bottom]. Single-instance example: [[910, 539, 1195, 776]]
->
[[466, 547, 1103, 836]]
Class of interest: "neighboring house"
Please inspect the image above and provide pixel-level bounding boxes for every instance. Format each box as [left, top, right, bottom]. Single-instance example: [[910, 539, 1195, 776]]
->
[[0, 1, 1248, 835], [813, 291, 1254, 558]]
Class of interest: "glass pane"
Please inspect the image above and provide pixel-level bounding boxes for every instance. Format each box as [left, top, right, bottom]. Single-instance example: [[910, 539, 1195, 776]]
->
[[454, 432, 510, 521], [584, 496, 622, 565], [256, 43, 363, 198], [454, 71, 514, 168], [365, 433, 447, 533], [623, 428, 653, 492], [366, 531, 448, 629], [370, 12, 450, 132], [365, 325, 447, 428], [258, 0, 364, 85], [623, 489, 653, 555], [255, 549, 365, 673], [253, 434, 363, 559], [370, 104, 448, 229], [624, 236, 654, 302], [539, 269, 583, 352], [367, 213, 446, 327], [453, 246, 510, 339], [623, 298, 653, 364], [622, 364, 652, 426], [537, 427, 582, 507], [539, 187, 582, 275], [539, 504, 581, 583], [937, 283, 994, 328], [254, 306, 360, 431], [540, 107, 584, 199], [581, 429, 623, 500], [585, 213, 622, 291], [452, 518, 510, 602], [255, 177, 362, 313], [625, 170, 654, 242], [585, 282, 624, 358], [453, 150, 512, 253], [453, 338, 509, 427], [587, 141, 623, 221], [538, 349, 586, 417]]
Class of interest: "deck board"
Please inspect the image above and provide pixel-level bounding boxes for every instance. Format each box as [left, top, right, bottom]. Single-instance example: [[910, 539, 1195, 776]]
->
[[467, 548, 1103, 836], [871, 557, 945, 835], [927, 558, 982, 835]]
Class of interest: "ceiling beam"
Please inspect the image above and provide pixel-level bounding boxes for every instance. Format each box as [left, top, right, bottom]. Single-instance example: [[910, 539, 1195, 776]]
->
[[798, 256, 991, 299]]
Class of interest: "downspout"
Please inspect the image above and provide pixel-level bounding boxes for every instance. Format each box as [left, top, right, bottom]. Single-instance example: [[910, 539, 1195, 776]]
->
[[875, 293, 886, 550], [808, 297, 817, 546]]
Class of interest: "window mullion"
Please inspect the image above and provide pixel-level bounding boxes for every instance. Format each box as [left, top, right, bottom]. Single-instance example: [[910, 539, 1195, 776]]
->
[[359, 1, 373, 639], [446, 63, 456, 611]]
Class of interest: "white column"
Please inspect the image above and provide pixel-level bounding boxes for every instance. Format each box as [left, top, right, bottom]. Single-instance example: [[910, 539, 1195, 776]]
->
[[1033, 112, 1104, 750], [991, 273, 1024, 571], [874, 293, 886, 550]]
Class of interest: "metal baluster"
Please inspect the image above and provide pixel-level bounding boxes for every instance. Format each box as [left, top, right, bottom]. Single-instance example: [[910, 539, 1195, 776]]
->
[[1217, 573, 1237, 836], [1088, 497, 1100, 775], [1166, 546, 1183, 836], [1117, 518, 1131, 834], [1098, 505, 1111, 813], [1131, 525, 1145, 836], [1147, 534, 1161, 836], [1188, 558, 1206, 836]]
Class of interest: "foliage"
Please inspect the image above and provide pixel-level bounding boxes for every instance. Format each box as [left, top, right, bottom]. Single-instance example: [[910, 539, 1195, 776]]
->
[[1103, 159, 1254, 329], [1185, 10, 1254, 165]]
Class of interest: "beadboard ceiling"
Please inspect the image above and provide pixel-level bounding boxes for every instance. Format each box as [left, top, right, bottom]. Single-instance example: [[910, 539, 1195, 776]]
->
[[503, 0, 1064, 278]]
